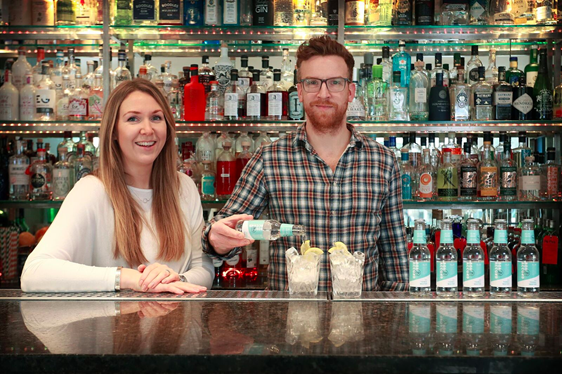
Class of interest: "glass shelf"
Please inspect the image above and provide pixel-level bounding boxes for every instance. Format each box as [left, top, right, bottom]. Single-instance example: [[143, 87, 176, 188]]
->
[[344, 41, 548, 55], [0, 26, 103, 40]]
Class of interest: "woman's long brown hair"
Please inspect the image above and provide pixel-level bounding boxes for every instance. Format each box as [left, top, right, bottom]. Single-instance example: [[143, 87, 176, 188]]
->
[[95, 79, 186, 266]]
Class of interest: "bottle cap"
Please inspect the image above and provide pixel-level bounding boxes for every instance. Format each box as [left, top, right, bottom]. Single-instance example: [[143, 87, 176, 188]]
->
[[364, 52, 374, 66], [393, 71, 401, 83]]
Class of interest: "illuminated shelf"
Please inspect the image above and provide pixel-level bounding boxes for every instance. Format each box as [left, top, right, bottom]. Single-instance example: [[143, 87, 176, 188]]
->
[[0, 201, 62, 209], [0, 121, 100, 134], [0, 25, 103, 40], [345, 41, 550, 55]]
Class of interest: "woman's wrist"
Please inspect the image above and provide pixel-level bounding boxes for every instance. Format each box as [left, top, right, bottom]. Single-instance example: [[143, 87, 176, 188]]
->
[[120, 268, 141, 291]]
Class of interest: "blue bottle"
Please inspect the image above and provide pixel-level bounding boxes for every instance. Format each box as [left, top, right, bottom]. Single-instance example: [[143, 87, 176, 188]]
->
[[184, 0, 204, 26], [392, 40, 411, 87]]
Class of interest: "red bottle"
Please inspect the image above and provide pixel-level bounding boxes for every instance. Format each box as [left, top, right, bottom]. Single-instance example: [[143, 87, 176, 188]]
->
[[183, 66, 206, 121], [235, 140, 253, 181], [216, 140, 237, 199]]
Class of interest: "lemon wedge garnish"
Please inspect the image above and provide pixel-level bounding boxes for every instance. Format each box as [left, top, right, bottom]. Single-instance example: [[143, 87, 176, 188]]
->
[[334, 242, 348, 251], [328, 241, 351, 255], [300, 240, 311, 255], [304, 247, 324, 256]]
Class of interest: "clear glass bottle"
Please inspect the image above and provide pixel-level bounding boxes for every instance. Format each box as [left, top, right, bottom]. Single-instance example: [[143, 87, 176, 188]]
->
[[381, 46, 393, 86], [204, 0, 222, 25], [463, 219, 485, 297], [247, 70, 266, 120], [437, 149, 458, 201], [470, 66, 493, 120], [65, 48, 79, 90], [19, 73, 36, 121], [517, 219, 540, 296], [477, 142, 498, 201], [519, 155, 542, 201], [0, 69, 20, 121], [512, 131, 532, 169], [490, 0, 514, 24], [56, 78, 70, 121], [485, 48, 498, 84], [236, 219, 305, 240], [466, 45, 483, 85], [409, 219, 431, 295], [36, 63, 57, 121], [369, 64, 389, 121], [205, 81, 224, 121], [32, 47, 46, 86], [449, 68, 470, 121], [392, 41, 411, 88], [266, 69, 287, 120], [389, 71, 409, 120], [8, 139, 30, 200], [347, 67, 366, 120], [114, 49, 132, 87], [489, 219, 512, 296], [499, 142, 517, 201], [430, 53, 449, 88], [74, 143, 92, 182], [417, 148, 436, 201], [541, 147, 560, 200], [400, 150, 415, 201], [50, 50, 66, 102], [427, 133, 441, 168], [436, 219, 458, 297], [11, 47, 33, 91], [78, 131, 96, 159], [280, 48, 294, 90], [29, 148, 53, 200], [88, 73, 103, 120], [52, 147, 73, 200], [159, 60, 176, 94], [459, 142, 478, 201], [409, 54, 429, 121], [168, 79, 182, 120]]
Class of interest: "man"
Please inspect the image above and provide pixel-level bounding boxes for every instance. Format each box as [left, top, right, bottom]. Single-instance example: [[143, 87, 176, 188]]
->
[[201, 35, 409, 291]]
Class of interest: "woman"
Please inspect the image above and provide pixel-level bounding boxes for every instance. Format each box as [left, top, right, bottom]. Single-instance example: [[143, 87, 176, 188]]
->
[[21, 79, 214, 293]]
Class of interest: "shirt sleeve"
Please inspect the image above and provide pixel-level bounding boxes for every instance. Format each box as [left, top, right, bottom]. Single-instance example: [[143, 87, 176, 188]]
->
[[376, 155, 410, 291], [201, 147, 269, 261]]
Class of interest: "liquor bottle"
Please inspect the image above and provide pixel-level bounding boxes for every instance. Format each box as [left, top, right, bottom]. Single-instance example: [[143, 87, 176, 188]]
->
[[442, 132, 462, 164], [409, 219, 431, 295], [140, 53, 159, 82], [427, 133, 441, 168], [345, 0, 365, 25], [30, 47, 46, 87], [417, 148, 435, 201], [499, 142, 517, 201], [184, 66, 206, 121], [437, 149, 458, 201], [449, 53, 461, 85], [56, 0, 76, 25], [280, 48, 294, 90], [12, 48, 33, 92], [388, 135, 400, 160], [0, 69, 19, 121], [436, 219, 457, 297], [238, 55, 252, 90], [236, 219, 306, 240], [533, 48, 553, 120], [469, 0, 488, 24], [470, 66, 493, 120], [493, 67, 513, 120], [463, 219, 485, 297], [347, 68, 366, 120], [535, 0, 555, 24], [266, 69, 287, 120], [392, 0, 411, 25], [327, 0, 339, 25], [293, 0, 312, 25], [216, 140, 237, 199], [183, 0, 203, 26], [167, 79, 182, 120], [409, 54, 429, 120], [74, 143, 92, 182], [430, 53, 448, 87], [415, 0, 434, 24], [368, 65, 389, 121], [440, 0, 469, 24], [477, 142, 498, 200], [459, 143, 477, 201], [253, 0, 274, 25], [114, 50, 132, 87], [159, 0, 183, 25], [485, 48, 498, 84], [205, 81, 224, 121], [196, 56, 214, 96], [133, 0, 158, 25], [247, 70, 266, 120], [260, 56, 274, 90], [466, 45, 483, 85], [114, 0, 133, 25], [512, 76, 535, 120], [517, 219, 540, 296], [518, 155, 541, 201], [405, 132, 421, 168], [56, 78, 70, 121], [400, 150, 415, 201], [35, 63, 57, 121], [215, 47, 233, 97], [254, 131, 272, 150], [525, 44, 539, 89], [490, 219, 512, 296], [50, 50, 65, 102], [512, 131, 532, 168], [199, 160, 215, 199], [541, 147, 560, 200], [204, 0, 221, 25], [505, 57, 523, 87], [19, 73, 36, 121], [88, 73, 103, 120], [32, 0, 55, 25], [389, 71, 409, 120], [490, 0, 514, 24], [288, 71, 304, 120], [235, 140, 253, 180], [29, 148, 53, 201], [52, 147, 73, 200], [450, 68, 470, 121], [66, 48, 79, 90], [74, 0, 94, 24], [8, 139, 30, 200], [428, 72, 450, 121], [223, 69, 242, 120], [392, 41, 411, 87], [159, 60, 176, 94]]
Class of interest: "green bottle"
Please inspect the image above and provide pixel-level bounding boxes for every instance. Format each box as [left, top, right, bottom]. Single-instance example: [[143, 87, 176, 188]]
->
[[525, 44, 539, 88], [115, 0, 133, 26], [533, 48, 553, 120], [437, 149, 458, 201]]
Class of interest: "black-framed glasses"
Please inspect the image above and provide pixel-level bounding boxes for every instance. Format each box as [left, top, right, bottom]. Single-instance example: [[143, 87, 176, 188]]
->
[[299, 77, 350, 93]]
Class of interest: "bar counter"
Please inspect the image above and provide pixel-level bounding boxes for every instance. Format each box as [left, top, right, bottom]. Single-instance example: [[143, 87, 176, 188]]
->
[[1, 290, 561, 373]]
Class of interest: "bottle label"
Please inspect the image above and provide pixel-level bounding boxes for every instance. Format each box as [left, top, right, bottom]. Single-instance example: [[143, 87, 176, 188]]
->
[[494, 229, 508, 244], [247, 93, 261, 116], [437, 166, 458, 196], [223, 0, 239, 24], [53, 169, 71, 198], [245, 248, 258, 268], [224, 93, 239, 117], [31, 172, 47, 189], [159, 0, 181, 21], [391, 89, 407, 114], [279, 224, 294, 237], [68, 98, 88, 116], [346, 98, 366, 118], [535, 4, 553, 21], [8, 165, 29, 186], [513, 93, 533, 114], [460, 166, 477, 196], [494, 12, 515, 23], [268, 92, 283, 117], [526, 72, 538, 88], [241, 220, 269, 240], [467, 229, 480, 244], [259, 240, 270, 265], [520, 175, 540, 191], [521, 230, 535, 245], [133, 0, 156, 21], [490, 306, 512, 335], [418, 172, 433, 198], [463, 260, 484, 288], [215, 64, 232, 91], [469, 68, 480, 83], [474, 92, 492, 107], [414, 87, 427, 103], [205, 0, 220, 24], [536, 88, 553, 113], [441, 229, 453, 244], [225, 254, 240, 266], [500, 166, 517, 196], [201, 175, 215, 195], [409, 260, 430, 288], [76, 165, 91, 182], [542, 236, 559, 265], [454, 89, 470, 120], [52, 75, 63, 90], [437, 261, 457, 288], [517, 261, 540, 288], [512, 0, 529, 17], [413, 229, 426, 244], [546, 166, 560, 196], [470, 0, 485, 19], [288, 91, 304, 120], [480, 166, 498, 196], [494, 91, 513, 106], [36, 89, 56, 114], [238, 77, 251, 89], [20, 93, 35, 120], [345, 1, 365, 24], [490, 261, 512, 287], [88, 94, 104, 117], [401, 173, 412, 200]]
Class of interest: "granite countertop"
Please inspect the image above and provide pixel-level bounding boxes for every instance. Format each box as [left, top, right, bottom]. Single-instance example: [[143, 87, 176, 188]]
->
[[1, 290, 561, 373]]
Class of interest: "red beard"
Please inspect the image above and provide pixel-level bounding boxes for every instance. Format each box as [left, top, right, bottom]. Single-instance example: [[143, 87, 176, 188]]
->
[[305, 99, 348, 133]]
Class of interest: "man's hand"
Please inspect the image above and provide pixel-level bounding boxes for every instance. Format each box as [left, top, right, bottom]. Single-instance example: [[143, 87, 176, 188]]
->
[[208, 214, 255, 255]]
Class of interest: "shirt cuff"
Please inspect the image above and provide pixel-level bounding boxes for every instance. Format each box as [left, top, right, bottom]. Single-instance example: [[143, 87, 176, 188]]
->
[[201, 222, 242, 260]]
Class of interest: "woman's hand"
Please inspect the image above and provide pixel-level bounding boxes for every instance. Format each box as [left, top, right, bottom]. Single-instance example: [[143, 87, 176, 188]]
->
[[138, 263, 179, 291], [120, 268, 207, 295]]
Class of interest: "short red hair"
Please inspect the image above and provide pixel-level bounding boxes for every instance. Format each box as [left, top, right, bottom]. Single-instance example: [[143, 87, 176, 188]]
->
[[296, 35, 354, 80]]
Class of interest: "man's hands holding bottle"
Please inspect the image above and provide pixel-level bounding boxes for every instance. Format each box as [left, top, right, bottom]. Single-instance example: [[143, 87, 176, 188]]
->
[[208, 214, 255, 255]]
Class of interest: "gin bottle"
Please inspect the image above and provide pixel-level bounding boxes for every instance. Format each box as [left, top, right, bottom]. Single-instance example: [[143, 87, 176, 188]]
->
[[490, 0, 514, 24], [36, 63, 57, 121], [462, 219, 485, 297], [499, 142, 517, 201], [436, 219, 458, 297], [114, 0, 133, 25], [469, 0, 489, 24], [533, 48, 553, 120], [74, 144, 92, 182], [236, 219, 306, 240], [525, 44, 539, 89], [512, 131, 532, 168], [466, 45, 483, 85], [266, 69, 287, 120], [216, 140, 237, 199], [477, 142, 498, 200], [381, 46, 393, 85], [517, 219, 540, 296], [409, 54, 429, 121], [392, 0, 412, 25], [8, 139, 30, 200], [224, 69, 244, 120], [485, 48, 498, 84], [518, 156, 541, 201], [20, 73, 36, 121], [417, 149, 435, 201], [470, 66, 493, 120], [133, 0, 158, 25], [392, 41, 411, 87], [505, 58, 523, 88], [88, 73, 103, 120], [288, 71, 304, 120], [346, 68, 366, 120], [459, 143, 477, 201], [12, 47, 33, 91], [368, 65, 388, 121], [450, 68, 470, 121], [449, 53, 461, 85], [389, 71, 409, 120], [206, 81, 224, 120], [247, 70, 266, 120], [493, 67, 513, 120], [437, 149, 458, 201], [430, 53, 449, 87], [409, 219, 431, 295], [32, 48, 46, 86], [204, 0, 222, 25], [541, 147, 560, 200], [56, 78, 70, 121], [0, 69, 19, 121], [68, 74, 88, 121], [489, 219, 512, 296], [29, 148, 53, 201], [53, 147, 73, 200], [428, 72, 450, 121], [114, 49, 132, 87], [400, 150, 415, 201]]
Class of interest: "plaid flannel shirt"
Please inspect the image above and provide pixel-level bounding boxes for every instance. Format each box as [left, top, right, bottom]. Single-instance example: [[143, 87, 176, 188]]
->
[[201, 124, 409, 292]]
